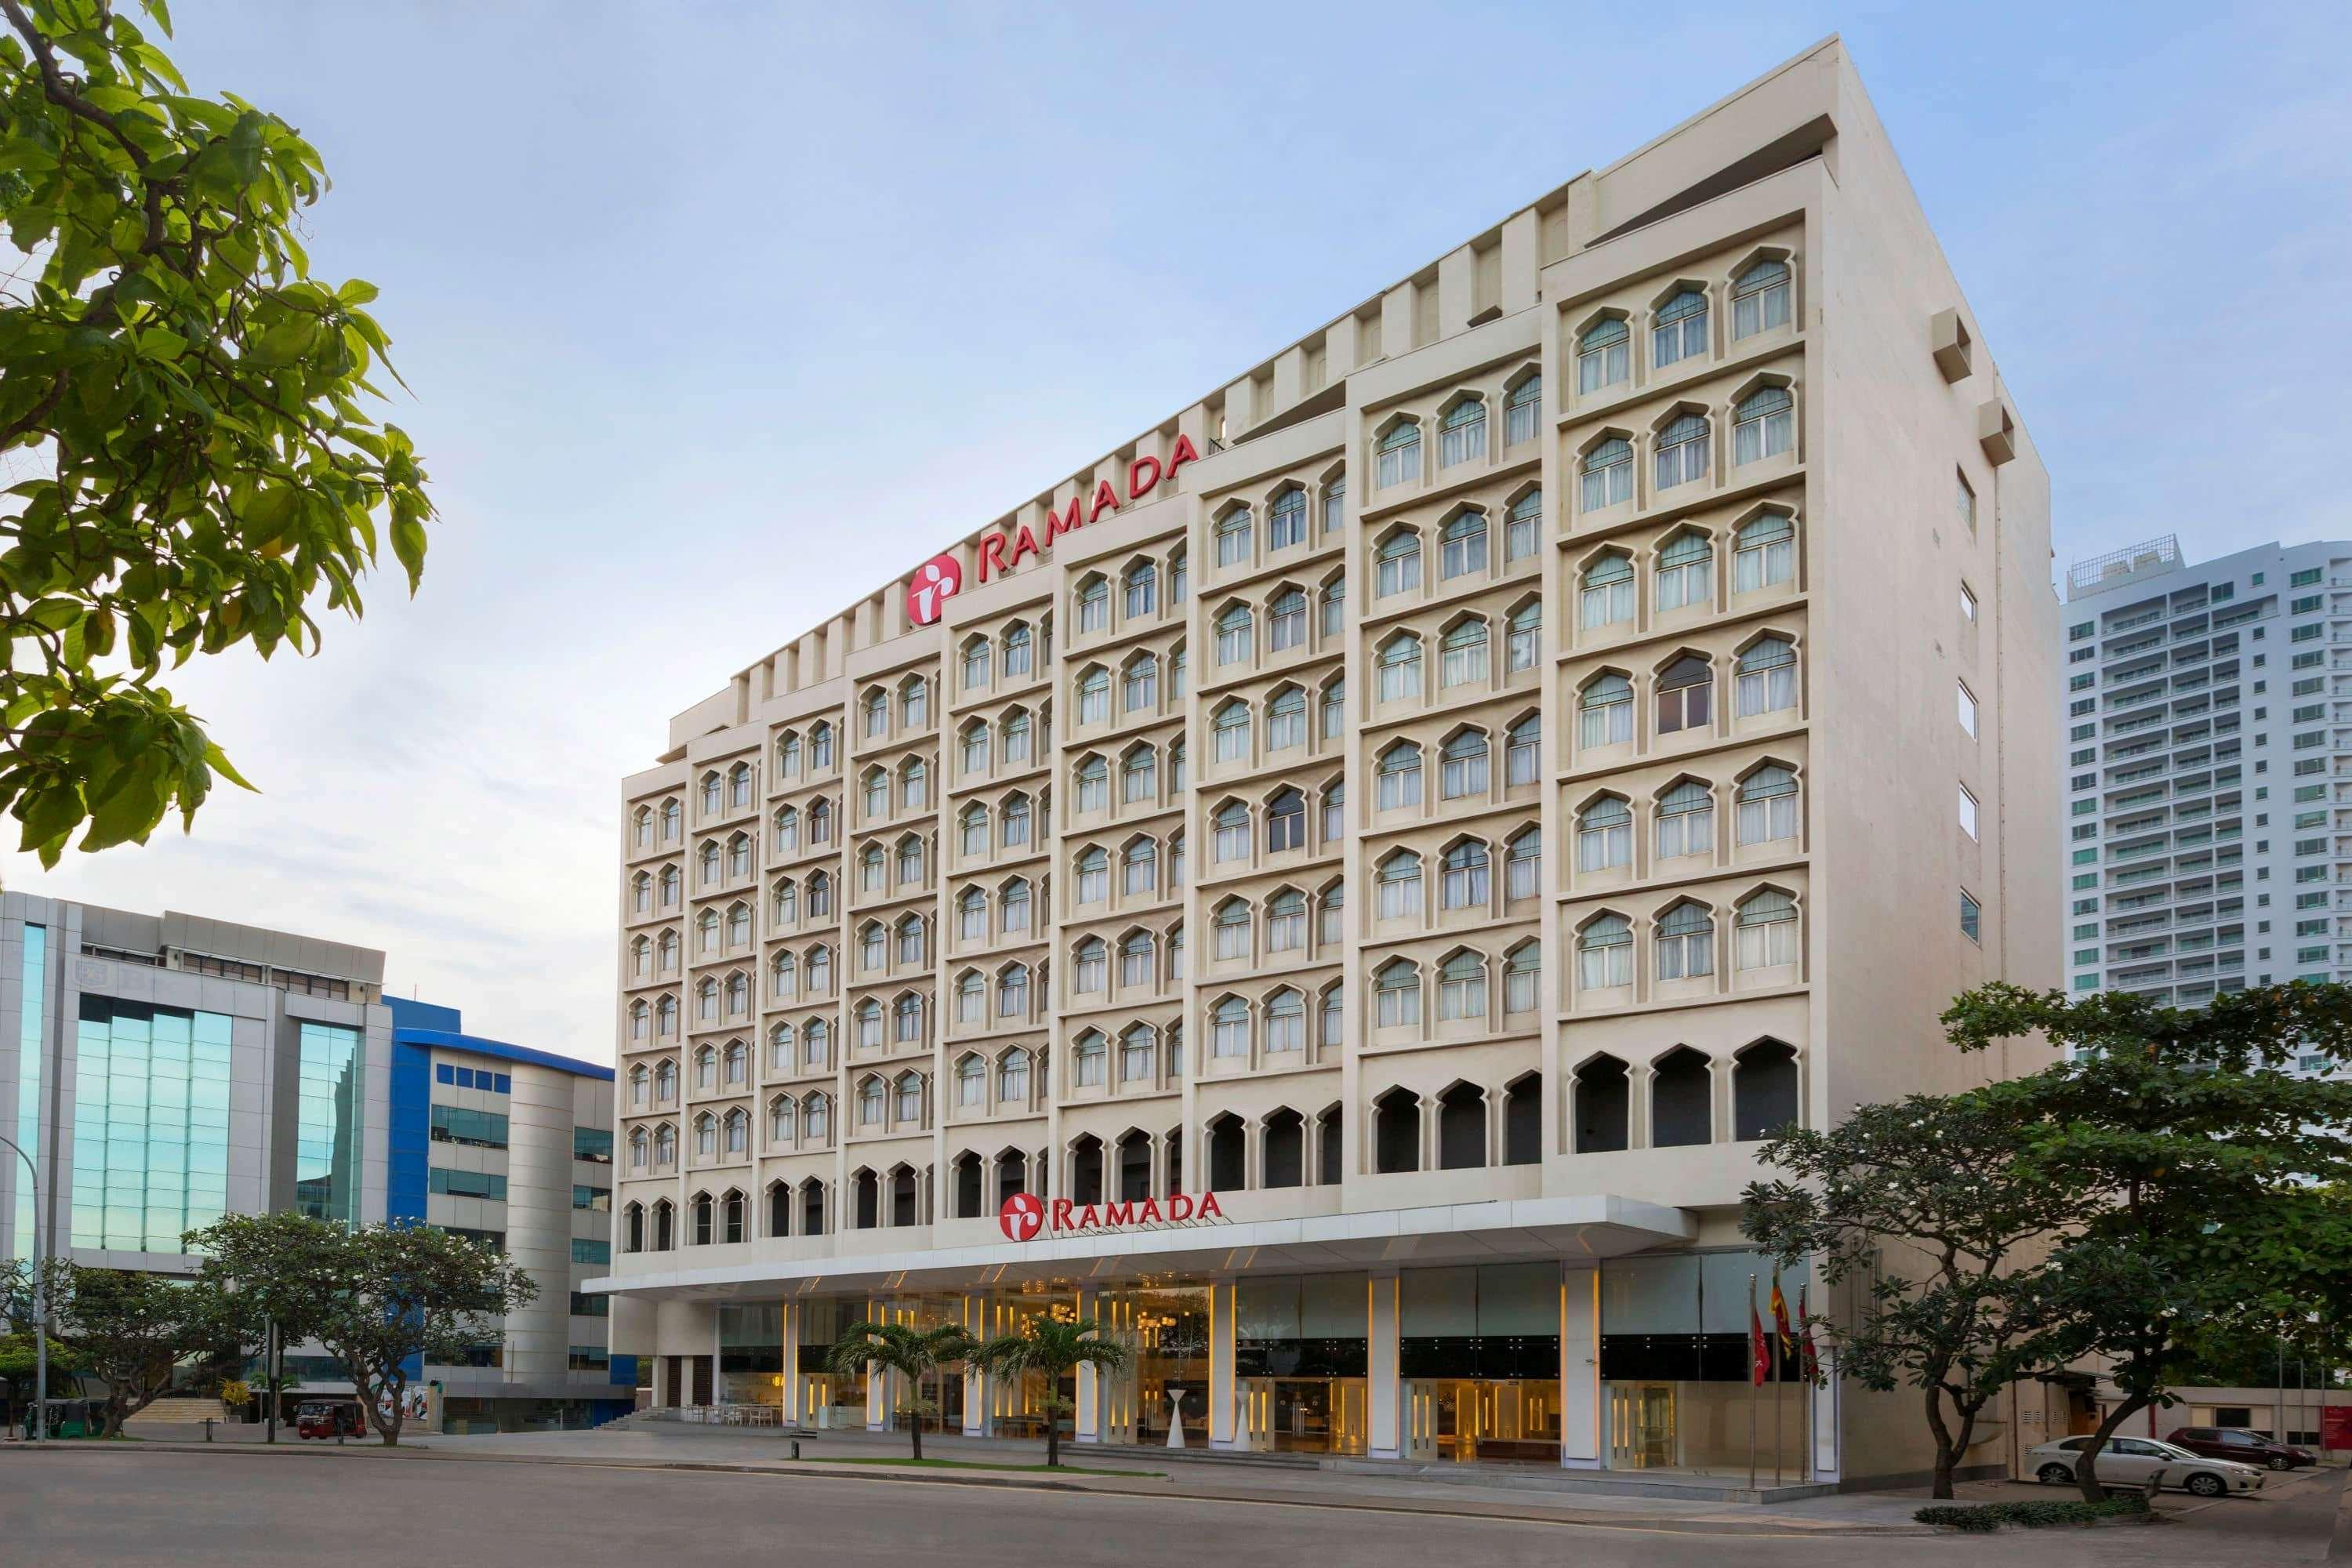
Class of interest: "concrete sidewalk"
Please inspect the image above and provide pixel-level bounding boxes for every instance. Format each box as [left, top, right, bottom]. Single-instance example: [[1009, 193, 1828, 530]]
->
[[20, 1420, 1944, 1535]]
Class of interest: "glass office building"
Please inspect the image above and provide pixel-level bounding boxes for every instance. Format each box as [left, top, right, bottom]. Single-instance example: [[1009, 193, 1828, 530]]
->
[[70, 999, 234, 1252], [293, 1021, 365, 1225]]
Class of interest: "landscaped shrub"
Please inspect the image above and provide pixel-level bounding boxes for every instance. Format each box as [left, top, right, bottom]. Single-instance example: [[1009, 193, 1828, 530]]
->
[[1914, 1495, 2152, 1531]]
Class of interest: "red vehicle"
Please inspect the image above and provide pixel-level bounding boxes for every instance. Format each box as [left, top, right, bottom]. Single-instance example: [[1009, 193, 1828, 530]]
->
[[296, 1401, 365, 1440], [2165, 1426, 2315, 1472]]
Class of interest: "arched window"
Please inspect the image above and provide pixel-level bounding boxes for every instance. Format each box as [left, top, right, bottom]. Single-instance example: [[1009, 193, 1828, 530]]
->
[[1653, 289, 1708, 368], [1170, 738, 1187, 792], [1504, 943, 1540, 1014], [1269, 486, 1308, 550], [1580, 674, 1632, 749], [727, 903, 751, 949], [1506, 713, 1540, 788], [958, 802, 989, 858], [659, 929, 678, 971], [1074, 1030, 1109, 1085], [1578, 915, 1632, 989], [1266, 688, 1306, 751], [862, 768, 889, 820], [1264, 987, 1305, 1052], [1440, 510, 1487, 579], [1733, 386, 1795, 465], [1376, 849, 1423, 920], [698, 842, 721, 886], [694, 1112, 717, 1158], [895, 1072, 924, 1123], [1657, 901, 1716, 980], [1375, 530, 1421, 598], [695, 979, 718, 1022], [724, 1108, 748, 1156], [1074, 754, 1109, 811], [1212, 896, 1250, 960], [1264, 888, 1306, 953], [1002, 710, 1032, 764], [1653, 1047, 1712, 1147], [1268, 587, 1307, 652], [633, 807, 652, 848], [724, 1041, 746, 1085], [1657, 780, 1714, 861], [807, 799, 832, 844], [1123, 654, 1158, 713], [1210, 996, 1250, 1058], [862, 688, 889, 739], [805, 1021, 830, 1070], [1122, 837, 1156, 895], [1736, 637, 1798, 717], [858, 1076, 885, 1125], [1001, 622, 1033, 678], [1376, 632, 1421, 702], [1000, 793, 1031, 847], [1120, 1024, 1156, 1083], [655, 1059, 677, 1102], [772, 805, 800, 856], [1073, 936, 1107, 994], [1578, 796, 1632, 873], [1000, 878, 1032, 932], [1505, 826, 1541, 901], [1580, 437, 1632, 511], [1076, 574, 1110, 633], [1657, 654, 1713, 735], [1505, 487, 1541, 563], [1168, 547, 1189, 603], [695, 908, 720, 956], [1439, 619, 1489, 688], [1320, 779, 1344, 841], [1574, 1056, 1630, 1152], [1120, 930, 1157, 987], [654, 1123, 677, 1166], [768, 1022, 794, 1073], [1437, 952, 1486, 1022], [961, 635, 992, 691], [892, 993, 927, 1047], [1266, 788, 1306, 852], [1376, 420, 1421, 488], [1733, 1040, 1799, 1139], [808, 721, 833, 769], [728, 763, 752, 809], [1204, 701, 1251, 768], [1214, 503, 1254, 568], [1578, 316, 1630, 394], [895, 833, 924, 885], [1732, 259, 1791, 339], [1505, 375, 1541, 446], [1656, 532, 1712, 613], [1374, 960, 1422, 1028], [701, 771, 724, 816], [775, 735, 800, 780], [1738, 765, 1800, 845], [1214, 603, 1254, 666], [1736, 890, 1799, 970], [896, 914, 927, 967], [630, 935, 651, 979], [1440, 840, 1490, 909], [1655, 413, 1709, 491], [630, 872, 652, 915], [955, 968, 986, 1024], [956, 1054, 985, 1107], [1440, 730, 1489, 799], [1439, 397, 1486, 468], [1124, 560, 1158, 618], [900, 675, 930, 728], [1376, 741, 1423, 811], [628, 1064, 648, 1107], [1075, 847, 1109, 903], [1121, 746, 1157, 804], [999, 1047, 1031, 1103], [625, 1200, 646, 1250], [1319, 573, 1346, 638], [807, 944, 832, 993], [1734, 511, 1796, 593], [655, 995, 677, 1036], [1076, 666, 1110, 724]]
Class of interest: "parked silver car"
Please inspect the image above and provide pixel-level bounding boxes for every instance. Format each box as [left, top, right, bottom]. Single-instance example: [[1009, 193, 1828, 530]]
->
[[2026, 1435, 2267, 1498]]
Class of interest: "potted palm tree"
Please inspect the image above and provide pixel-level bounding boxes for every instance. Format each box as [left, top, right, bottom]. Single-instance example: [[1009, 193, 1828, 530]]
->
[[969, 1316, 1133, 1470], [822, 1321, 975, 1462]]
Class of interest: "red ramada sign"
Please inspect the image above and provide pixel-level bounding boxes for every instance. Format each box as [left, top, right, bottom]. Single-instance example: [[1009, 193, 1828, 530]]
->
[[906, 434, 1205, 626], [998, 1188, 1225, 1242]]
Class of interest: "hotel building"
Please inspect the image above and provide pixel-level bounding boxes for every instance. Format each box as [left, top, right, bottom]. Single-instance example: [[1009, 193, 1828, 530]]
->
[[0, 894, 629, 1432], [598, 38, 2060, 1490], [2062, 536, 2352, 1044]]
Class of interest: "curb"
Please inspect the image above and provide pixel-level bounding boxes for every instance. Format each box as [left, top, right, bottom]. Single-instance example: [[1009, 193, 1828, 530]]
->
[[5, 1439, 1940, 1537]]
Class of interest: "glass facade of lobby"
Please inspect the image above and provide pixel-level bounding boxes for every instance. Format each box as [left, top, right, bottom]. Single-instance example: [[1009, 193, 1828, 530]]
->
[[684, 1250, 1806, 1473]]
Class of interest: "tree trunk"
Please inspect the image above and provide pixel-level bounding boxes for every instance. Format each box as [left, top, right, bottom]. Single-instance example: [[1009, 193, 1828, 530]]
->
[[2076, 1390, 2149, 1504], [1923, 1387, 1958, 1500], [911, 1413, 923, 1462], [1046, 1417, 1060, 1469]]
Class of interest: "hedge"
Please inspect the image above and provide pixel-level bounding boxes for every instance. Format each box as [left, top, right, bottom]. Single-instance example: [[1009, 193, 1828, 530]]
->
[[1914, 1495, 2153, 1531]]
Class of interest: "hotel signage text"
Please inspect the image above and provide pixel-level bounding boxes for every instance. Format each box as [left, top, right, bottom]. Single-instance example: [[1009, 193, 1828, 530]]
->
[[907, 434, 1204, 626], [998, 1188, 1225, 1242]]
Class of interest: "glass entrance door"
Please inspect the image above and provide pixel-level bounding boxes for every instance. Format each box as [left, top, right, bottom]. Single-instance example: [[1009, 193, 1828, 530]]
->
[[1608, 1382, 1676, 1468]]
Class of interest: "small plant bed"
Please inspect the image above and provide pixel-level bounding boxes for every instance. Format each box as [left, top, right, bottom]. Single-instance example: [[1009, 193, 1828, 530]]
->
[[808, 1456, 1162, 1476], [1915, 1495, 2153, 1531]]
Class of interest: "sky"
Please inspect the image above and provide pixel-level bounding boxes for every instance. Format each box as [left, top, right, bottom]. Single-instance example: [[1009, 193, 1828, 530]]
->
[[5, 0, 2347, 1061]]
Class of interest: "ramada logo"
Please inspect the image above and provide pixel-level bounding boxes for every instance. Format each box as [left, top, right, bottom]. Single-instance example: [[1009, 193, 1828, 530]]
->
[[997, 1188, 1224, 1241], [906, 554, 964, 627]]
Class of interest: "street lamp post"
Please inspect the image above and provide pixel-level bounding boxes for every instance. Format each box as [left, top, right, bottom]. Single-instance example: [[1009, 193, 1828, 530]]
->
[[0, 1132, 45, 1445]]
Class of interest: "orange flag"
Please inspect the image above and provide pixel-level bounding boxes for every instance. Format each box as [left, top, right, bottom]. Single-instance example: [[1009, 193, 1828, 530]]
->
[[1749, 1294, 1769, 1387], [1770, 1274, 1794, 1356]]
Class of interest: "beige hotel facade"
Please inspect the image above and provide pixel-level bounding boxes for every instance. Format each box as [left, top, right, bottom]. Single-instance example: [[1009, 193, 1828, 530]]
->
[[595, 38, 2061, 1491]]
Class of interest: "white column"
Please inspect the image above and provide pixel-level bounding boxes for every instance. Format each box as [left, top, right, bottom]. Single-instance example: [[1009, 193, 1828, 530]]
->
[[1074, 1285, 1101, 1444], [1367, 1271, 1402, 1459], [960, 1292, 990, 1437], [1562, 1261, 1602, 1468], [1207, 1280, 1238, 1450], [1810, 1343, 1841, 1483], [779, 1301, 802, 1427]]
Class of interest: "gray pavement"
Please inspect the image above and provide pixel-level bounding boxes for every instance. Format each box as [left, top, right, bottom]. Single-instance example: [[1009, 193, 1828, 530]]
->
[[2, 1425, 2341, 1564]]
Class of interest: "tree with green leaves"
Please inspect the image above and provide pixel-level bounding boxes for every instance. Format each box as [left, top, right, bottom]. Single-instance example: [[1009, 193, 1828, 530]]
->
[[1943, 981, 2352, 1501], [0, 0, 432, 866], [2, 1255, 230, 1435], [0, 1327, 88, 1425], [1741, 1093, 2097, 1498], [181, 1214, 535, 1445], [823, 1319, 975, 1461], [967, 1316, 1132, 1469], [182, 1207, 365, 1437]]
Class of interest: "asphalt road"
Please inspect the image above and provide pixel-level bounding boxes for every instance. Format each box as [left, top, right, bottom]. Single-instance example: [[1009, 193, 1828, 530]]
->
[[2, 1448, 2340, 1566]]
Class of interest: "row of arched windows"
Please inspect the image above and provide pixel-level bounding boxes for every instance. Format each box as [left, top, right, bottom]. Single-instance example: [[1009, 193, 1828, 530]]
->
[[947, 789, 1052, 866], [858, 673, 936, 743], [1573, 887, 1802, 996], [1370, 721, 1540, 815], [949, 875, 1047, 949], [1572, 257, 1792, 400], [1369, 826, 1543, 923], [695, 761, 757, 822], [952, 703, 1050, 781], [630, 797, 684, 851], [1573, 508, 1796, 638], [1370, 371, 1541, 495], [1063, 923, 1185, 1006], [1572, 634, 1800, 753], [771, 720, 839, 782], [1071, 645, 1188, 730], [1208, 782, 1339, 866], [1367, 494, 1543, 604], [1207, 474, 1343, 580], [858, 753, 937, 823], [1365, 610, 1541, 711], [1071, 552, 1184, 641], [1066, 832, 1182, 911], [1066, 738, 1187, 818], [956, 615, 1054, 692], [943, 958, 1053, 1032], [1573, 375, 1798, 520], [1202, 578, 1342, 674], [1573, 763, 1802, 880], [627, 864, 682, 917]]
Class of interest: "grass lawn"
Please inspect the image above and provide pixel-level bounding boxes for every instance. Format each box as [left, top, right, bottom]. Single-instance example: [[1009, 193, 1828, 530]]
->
[[808, 1456, 1162, 1477]]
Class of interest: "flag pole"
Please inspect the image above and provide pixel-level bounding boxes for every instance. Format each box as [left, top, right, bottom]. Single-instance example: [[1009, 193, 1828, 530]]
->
[[1747, 1273, 1759, 1492], [1772, 1312, 1784, 1486]]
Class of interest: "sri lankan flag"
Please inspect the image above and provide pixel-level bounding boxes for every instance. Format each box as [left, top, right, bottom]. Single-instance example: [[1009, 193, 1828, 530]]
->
[[1769, 1274, 1794, 1358]]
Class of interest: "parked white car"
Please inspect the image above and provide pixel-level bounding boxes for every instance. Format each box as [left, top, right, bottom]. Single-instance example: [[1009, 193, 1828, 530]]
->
[[2025, 1436, 2267, 1498]]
